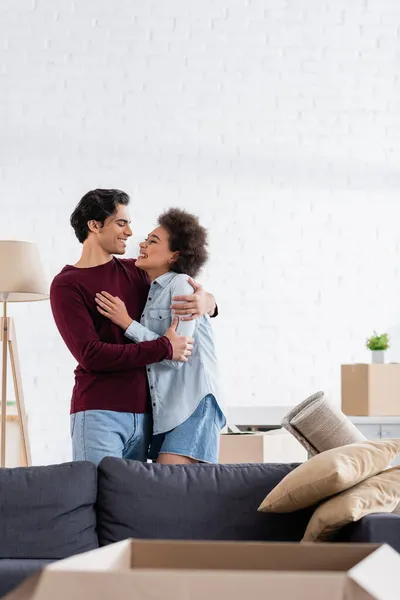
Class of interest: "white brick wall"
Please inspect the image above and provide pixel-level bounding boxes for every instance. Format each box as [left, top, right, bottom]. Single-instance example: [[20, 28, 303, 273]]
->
[[1, 0, 400, 464]]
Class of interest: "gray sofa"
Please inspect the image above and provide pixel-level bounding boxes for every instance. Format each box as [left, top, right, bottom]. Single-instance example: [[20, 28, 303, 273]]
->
[[1, 458, 400, 598]]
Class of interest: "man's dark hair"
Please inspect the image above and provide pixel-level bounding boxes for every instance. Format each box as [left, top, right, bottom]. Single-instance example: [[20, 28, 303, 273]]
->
[[70, 189, 130, 243], [158, 208, 208, 278]]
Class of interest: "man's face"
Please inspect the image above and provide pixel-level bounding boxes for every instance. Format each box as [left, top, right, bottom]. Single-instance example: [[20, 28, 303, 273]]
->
[[94, 204, 132, 255]]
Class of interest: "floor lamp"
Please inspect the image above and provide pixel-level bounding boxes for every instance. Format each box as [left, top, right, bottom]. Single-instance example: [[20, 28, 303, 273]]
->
[[0, 241, 49, 468]]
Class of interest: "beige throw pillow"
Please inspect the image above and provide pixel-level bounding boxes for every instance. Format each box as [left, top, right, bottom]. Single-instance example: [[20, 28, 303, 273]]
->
[[302, 466, 400, 542], [258, 439, 400, 513]]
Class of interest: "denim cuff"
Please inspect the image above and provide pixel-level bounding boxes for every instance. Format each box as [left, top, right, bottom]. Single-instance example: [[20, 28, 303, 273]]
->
[[125, 320, 143, 342]]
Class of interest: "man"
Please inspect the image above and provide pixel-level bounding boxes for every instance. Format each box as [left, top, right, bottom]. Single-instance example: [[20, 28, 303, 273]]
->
[[50, 189, 217, 465]]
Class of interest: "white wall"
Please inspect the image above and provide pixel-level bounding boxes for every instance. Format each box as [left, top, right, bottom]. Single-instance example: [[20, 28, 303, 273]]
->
[[1, 0, 400, 464]]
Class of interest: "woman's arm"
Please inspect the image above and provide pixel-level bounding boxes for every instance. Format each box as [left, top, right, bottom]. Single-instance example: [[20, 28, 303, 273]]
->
[[95, 292, 164, 343], [125, 316, 194, 370], [95, 280, 196, 369]]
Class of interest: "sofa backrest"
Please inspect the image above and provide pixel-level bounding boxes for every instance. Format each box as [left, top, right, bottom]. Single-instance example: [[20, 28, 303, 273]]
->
[[97, 458, 312, 546], [0, 461, 98, 559]]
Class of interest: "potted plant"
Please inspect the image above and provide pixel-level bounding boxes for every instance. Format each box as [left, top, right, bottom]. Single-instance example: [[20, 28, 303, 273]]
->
[[365, 331, 389, 364]]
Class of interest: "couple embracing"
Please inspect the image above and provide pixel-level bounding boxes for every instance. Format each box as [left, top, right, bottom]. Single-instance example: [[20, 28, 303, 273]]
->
[[50, 189, 225, 466]]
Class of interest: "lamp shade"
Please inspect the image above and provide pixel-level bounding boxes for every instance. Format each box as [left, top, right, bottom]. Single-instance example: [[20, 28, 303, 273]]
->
[[0, 241, 49, 302]]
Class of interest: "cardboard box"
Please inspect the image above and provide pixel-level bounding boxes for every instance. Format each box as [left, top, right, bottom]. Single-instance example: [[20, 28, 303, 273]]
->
[[4, 539, 399, 600], [218, 429, 307, 463], [342, 364, 400, 416]]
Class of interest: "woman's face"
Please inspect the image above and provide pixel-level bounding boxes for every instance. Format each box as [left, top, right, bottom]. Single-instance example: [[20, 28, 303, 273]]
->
[[136, 226, 177, 274]]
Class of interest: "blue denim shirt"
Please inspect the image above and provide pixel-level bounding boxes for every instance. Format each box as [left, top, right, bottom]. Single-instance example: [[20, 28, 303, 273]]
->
[[125, 271, 223, 434]]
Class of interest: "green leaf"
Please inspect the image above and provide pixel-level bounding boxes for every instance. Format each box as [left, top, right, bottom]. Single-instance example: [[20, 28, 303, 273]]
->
[[365, 331, 390, 351]]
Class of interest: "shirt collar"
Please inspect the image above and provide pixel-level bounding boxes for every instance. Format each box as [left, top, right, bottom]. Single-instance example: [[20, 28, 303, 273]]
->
[[153, 271, 177, 288]]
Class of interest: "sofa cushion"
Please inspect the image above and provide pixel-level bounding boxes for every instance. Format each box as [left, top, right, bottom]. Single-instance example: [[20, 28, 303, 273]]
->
[[0, 559, 53, 598], [97, 458, 313, 545], [258, 439, 400, 513], [302, 466, 400, 542], [0, 461, 98, 559]]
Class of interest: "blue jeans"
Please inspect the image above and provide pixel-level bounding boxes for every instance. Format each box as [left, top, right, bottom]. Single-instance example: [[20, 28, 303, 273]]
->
[[70, 410, 152, 466]]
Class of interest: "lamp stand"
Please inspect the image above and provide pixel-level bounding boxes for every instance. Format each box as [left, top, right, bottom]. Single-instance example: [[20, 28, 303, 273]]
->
[[0, 299, 31, 468]]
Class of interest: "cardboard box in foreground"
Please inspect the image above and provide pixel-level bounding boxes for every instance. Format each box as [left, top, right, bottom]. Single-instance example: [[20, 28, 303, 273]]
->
[[219, 429, 308, 463], [5, 539, 400, 600]]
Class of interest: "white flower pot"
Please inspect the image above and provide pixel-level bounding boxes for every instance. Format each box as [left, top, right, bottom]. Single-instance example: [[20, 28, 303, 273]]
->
[[371, 350, 385, 364]]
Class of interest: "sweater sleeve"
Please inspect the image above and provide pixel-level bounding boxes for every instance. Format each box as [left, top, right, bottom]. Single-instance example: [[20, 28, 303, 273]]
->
[[50, 282, 172, 372]]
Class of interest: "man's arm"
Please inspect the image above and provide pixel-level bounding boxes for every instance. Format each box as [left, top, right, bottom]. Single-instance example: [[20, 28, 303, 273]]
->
[[170, 277, 217, 321], [50, 282, 173, 372]]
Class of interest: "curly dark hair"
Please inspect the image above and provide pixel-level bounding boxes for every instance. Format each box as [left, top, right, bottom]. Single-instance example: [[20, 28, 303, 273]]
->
[[158, 208, 209, 278], [70, 189, 130, 243]]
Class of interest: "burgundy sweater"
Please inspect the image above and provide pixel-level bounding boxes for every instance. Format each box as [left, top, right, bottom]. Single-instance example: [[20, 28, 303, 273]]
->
[[50, 257, 173, 414]]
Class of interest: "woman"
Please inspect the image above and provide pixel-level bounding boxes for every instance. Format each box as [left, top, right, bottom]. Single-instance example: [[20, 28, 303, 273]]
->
[[95, 208, 225, 464]]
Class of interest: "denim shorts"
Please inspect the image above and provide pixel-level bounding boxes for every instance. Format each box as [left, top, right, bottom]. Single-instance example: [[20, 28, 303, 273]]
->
[[149, 394, 226, 463]]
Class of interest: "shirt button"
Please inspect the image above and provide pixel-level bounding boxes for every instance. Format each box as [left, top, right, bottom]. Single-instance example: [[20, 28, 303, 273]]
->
[[142, 314, 144, 318], [159, 316, 162, 319], [150, 385, 154, 389], [153, 402, 156, 407], [147, 368, 150, 372], [148, 297, 152, 301]]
